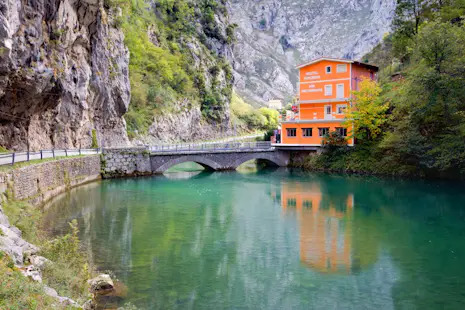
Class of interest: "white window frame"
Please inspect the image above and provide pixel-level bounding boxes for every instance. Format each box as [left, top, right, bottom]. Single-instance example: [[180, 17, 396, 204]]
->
[[336, 104, 348, 114], [324, 105, 332, 120], [302, 128, 313, 137], [318, 127, 330, 137], [287, 128, 297, 137], [325, 66, 332, 74], [336, 83, 344, 98], [324, 85, 333, 96], [336, 64, 347, 73], [336, 127, 348, 137]]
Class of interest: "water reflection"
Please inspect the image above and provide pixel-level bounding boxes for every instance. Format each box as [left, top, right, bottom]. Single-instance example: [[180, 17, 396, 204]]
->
[[42, 171, 465, 309], [274, 179, 378, 274]]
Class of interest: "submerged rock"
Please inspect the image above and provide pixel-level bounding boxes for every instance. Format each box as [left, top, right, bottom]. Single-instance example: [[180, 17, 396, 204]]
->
[[88, 274, 115, 296]]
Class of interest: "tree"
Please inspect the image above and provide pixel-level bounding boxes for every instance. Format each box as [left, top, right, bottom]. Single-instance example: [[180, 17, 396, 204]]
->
[[393, 0, 428, 37], [344, 79, 389, 141], [392, 0, 429, 60], [259, 107, 279, 131]]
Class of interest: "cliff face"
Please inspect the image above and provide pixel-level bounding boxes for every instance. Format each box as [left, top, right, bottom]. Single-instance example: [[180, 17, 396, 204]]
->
[[228, 0, 396, 105], [0, 0, 130, 150], [128, 0, 236, 144]]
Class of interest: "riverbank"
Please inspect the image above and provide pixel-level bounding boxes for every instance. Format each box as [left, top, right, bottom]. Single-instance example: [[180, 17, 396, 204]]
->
[[0, 156, 103, 308], [295, 144, 464, 180]]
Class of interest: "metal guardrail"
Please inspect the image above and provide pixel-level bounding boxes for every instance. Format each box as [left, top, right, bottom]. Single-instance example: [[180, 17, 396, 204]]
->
[[148, 141, 273, 153], [0, 148, 101, 166], [0, 139, 271, 166]]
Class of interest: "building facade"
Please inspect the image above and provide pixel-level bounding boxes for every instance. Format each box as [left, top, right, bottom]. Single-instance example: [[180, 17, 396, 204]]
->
[[278, 58, 378, 146], [267, 99, 283, 110]]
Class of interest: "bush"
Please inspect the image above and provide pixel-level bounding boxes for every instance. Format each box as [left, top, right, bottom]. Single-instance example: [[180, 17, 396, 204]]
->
[[91, 130, 98, 148], [41, 220, 91, 302]]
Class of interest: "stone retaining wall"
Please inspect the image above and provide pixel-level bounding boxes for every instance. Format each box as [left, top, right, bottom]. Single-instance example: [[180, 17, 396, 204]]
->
[[101, 148, 152, 178], [0, 155, 101, 206]]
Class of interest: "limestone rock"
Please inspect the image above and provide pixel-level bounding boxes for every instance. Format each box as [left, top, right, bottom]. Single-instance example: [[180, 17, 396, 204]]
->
[[44, 286, 81, 308], [0, 0, 130, 150], [228, 0, 397, 105], [88, 274, 115, 296], [0, 206, 39, 265], [27, 254, 51, 270], [22, 264, 42, 282]]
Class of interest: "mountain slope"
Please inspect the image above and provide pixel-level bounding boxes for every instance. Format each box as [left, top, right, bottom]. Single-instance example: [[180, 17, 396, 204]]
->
[[228, 0, 396, 105]]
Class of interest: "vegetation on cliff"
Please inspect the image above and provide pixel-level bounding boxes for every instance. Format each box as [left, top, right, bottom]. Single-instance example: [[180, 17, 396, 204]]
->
[[107, 0, 235, 138], [230, 92, 279, 133], [307, 0, 465, 179]]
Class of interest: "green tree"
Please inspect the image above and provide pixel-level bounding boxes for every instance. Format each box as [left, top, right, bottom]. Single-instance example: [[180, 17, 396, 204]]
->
[[259, 107, 279, 131], [345, 78, 390, 141]]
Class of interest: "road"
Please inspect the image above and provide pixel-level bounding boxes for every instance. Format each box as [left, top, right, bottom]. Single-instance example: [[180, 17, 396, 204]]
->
[[0, 149, 99, 166]]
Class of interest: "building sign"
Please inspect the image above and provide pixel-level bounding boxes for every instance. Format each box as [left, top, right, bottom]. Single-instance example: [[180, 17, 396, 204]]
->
[[304, 76, 321, 80], [303, 71, 321, 81], [301, 83, 322, 93]]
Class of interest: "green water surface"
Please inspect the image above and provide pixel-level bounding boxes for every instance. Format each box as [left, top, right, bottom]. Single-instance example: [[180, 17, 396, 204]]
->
[[42, 167, 465, 309]]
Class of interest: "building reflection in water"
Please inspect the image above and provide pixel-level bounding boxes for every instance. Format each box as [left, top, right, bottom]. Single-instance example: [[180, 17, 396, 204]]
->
[[274, 181, 358, 274]]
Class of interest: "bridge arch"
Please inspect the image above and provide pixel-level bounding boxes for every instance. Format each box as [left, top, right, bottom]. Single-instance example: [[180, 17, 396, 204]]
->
[[230, 152, 286, 170], [154, 155, 223, 173]]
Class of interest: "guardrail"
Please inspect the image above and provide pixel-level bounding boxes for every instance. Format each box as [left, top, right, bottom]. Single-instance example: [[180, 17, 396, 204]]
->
[[148, 141, 273, 153], [0, 139, 272, 166], [0, 148, 101, 166]]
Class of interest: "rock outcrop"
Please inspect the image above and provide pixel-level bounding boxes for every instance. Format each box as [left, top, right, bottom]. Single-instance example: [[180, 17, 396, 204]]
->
[[228, 0, 396, 105], [142, 99, 235, 145], [0, 0, 130, 150], [0, 205, 38, 264]]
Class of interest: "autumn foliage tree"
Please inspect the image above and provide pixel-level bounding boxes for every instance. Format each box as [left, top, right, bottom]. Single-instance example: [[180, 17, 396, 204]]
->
[[344, 78, 389, 141]]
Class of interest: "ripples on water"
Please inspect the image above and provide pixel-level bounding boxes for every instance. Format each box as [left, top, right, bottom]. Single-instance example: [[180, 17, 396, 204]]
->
[[43, 164, 465, 310]]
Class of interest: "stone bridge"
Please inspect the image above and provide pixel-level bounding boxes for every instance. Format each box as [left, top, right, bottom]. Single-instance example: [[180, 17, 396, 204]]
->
[[150, 150, 289, 173], [101, 142, 291, 178]]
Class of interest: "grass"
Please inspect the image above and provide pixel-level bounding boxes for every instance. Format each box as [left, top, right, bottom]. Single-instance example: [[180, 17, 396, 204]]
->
[[2, 200, 42, 243], [2, 198, 93, 304], [0, 250, 75, 309]]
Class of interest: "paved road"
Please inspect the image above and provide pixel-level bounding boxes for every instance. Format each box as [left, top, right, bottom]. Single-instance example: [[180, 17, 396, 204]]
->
[[0, 149, 99, 166]]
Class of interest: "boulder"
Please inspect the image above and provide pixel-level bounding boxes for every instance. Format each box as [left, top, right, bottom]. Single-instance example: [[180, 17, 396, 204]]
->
[[22, 265, 42, 282], [27, 254, 51, 270], [88, 274, 115, 296]]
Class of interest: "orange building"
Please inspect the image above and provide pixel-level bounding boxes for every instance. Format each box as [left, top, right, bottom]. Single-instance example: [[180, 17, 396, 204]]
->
[[279, 57, 378, 146]]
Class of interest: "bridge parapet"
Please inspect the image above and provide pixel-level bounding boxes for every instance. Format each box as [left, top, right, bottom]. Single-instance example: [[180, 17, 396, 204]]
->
[[101, 142, 290, 177]]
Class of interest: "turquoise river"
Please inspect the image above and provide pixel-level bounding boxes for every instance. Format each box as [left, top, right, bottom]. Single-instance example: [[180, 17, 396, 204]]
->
[[42, 165, 465, 309]]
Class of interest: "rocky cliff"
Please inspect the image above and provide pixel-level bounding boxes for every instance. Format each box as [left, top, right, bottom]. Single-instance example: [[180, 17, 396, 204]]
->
[[0, 0, 130, 150], [228, 0, 396, 105]]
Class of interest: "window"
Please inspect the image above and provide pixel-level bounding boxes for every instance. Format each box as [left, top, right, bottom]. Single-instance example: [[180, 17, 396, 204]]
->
[[303, 200, 312, 209], [325, 105, 332, 115], [287, 198, 297, 208], [337, 104, 347, 114], [336, 84, 344, 98], [287, 128, 297, 137], [336, 64, 347, 73], [325, 85, 333, 96], [302, 128, 313, 137], [326, 66, 332, 74], [336, 127, 348, 137], [319, 127, 330, 137]]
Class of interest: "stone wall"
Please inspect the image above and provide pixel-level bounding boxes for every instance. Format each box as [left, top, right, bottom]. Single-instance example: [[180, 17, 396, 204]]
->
[[0, 156, 101, 206], [101, 148, 152, 178], [150, 150, 290, 173]]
